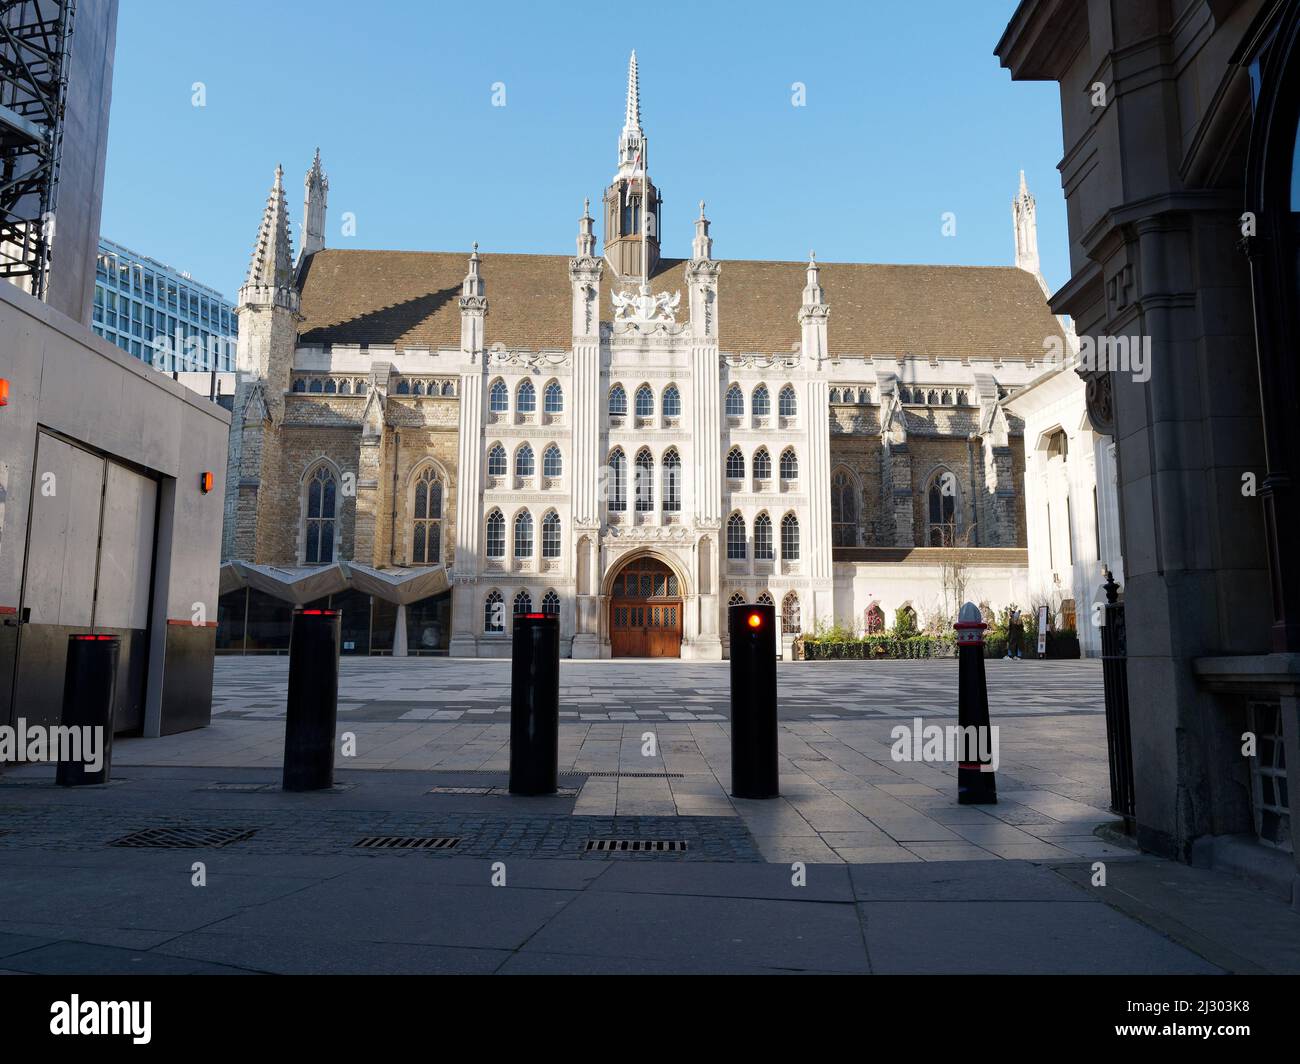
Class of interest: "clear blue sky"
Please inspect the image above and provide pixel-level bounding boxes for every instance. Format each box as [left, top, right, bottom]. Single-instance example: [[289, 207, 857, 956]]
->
[[100, 0, 1067, 301]]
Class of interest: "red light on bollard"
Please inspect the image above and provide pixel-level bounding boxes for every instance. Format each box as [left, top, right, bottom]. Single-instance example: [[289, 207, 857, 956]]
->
[[747, 612, 762, 629], [199, 471, 214, 494], [0, 378, 9, 406]]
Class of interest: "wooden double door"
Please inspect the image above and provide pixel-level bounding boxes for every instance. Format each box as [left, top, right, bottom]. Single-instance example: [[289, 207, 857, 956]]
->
[[609, 558, 682, 658]]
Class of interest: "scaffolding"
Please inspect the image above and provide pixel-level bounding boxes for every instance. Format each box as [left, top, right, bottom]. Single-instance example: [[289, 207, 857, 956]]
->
[[0, 0, 73, 300]]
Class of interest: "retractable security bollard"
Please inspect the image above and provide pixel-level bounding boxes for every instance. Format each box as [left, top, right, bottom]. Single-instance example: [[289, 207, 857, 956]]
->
[[509, 612, 560, 795], [728, 602, 779, 799], [283, 608, 341, 791], [56, 634, 119, 786], [955, 601, 997, 804]]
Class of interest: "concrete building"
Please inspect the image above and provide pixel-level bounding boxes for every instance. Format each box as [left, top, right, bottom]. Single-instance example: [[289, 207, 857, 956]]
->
[[997, 0, 1300, 900], [218, 54, 1070, 659]]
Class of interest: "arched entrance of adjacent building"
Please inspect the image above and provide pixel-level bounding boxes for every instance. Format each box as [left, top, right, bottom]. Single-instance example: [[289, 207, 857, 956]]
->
[[608, 556, 683, 658]]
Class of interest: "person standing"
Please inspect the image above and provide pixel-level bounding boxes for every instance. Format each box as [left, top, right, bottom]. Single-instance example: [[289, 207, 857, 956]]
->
[[1006, 606, 1024, 660]]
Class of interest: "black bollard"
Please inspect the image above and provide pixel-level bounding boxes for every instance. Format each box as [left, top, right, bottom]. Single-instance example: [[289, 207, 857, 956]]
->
[[955, 602, 997, 804], [728, 602, 779, 799], [509, 612, 559, 795], [283, 608, 341, 791], [56, 634, 119, 786]]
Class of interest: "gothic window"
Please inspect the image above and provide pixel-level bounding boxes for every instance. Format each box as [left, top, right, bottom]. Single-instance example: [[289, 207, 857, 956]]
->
[[485, 509, 505, 559], [356, 380, 368, 394], [541, 589, 560, 617], [517, 379, 536, 413], [608, 448, 627, 512], [866, 603, 885, 634], [779, 385, 797, 417], [829, 388, 841, 403], [781, 513, 800, 560], [544, 381, 563, 414], [303, 465, 337, 565], [662, 448, 682, 512], [635, 448, 654, 511], [754, 512, 774, 560], [635, 384, 654, 418], [542, 510, 562, 558], [728, 592, 746, 606], [490, 379, 508, 412], [441, 380, 453, 396], [411, 466, 443, 565], [726, 446, 745, 480], [543, 443, 562, 478], [753, 447, 772, 480], [928, 471, 958, 546], [487, 443, 507, 478], [928, 389, 939, 405], [292, 379, 305, 392], [513, 589, 532, 616], [514, 511, 533, 558], [608, 384, 627, 416], [515, 443, 535, 478], [858, 388, 870, 404], [899, 386, 911, 403], [309, 378, 323, 393], [781, 592, 801, 635], [484, 590, 504, 633], [339, 379, 352, 394], [725, 384, 744, 417], [662, 384, 681, 417], [412, 380, 424, 396], [832, 469, 857, 547], [756, 591, 773, 606], [956, 390, 967, 405], [780, 448, 798, 481], [752, 384, 770, 416], [726, 512, 747, 560]]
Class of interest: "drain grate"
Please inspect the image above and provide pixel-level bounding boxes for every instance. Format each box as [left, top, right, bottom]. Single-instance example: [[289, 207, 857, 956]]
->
[[581, 771, 684, 779], [354, 836, 461, 850], [585, 839, 688, 853], [110, 826, 256, 849], [427, 785, 579, 797]]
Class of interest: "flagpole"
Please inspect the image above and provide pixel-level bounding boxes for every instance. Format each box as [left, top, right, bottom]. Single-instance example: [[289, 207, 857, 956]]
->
[[641, 134, 648, 292]]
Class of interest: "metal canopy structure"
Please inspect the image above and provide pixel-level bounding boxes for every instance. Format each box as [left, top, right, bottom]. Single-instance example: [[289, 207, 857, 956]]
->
[[0, 0, 73, 299]]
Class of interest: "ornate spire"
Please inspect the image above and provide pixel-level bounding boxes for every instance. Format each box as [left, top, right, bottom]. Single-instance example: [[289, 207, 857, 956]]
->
[[803, 250, 825, 306], [244, 164, 294, 290], [692, 200, 713, 261], [1013, 170, 1040, 277], [576, 197, 597, 258], [300, 148, 329, 263], [617, 50, 644, 177], [625, 50, 642, 136], [461, 242, 485, 299]]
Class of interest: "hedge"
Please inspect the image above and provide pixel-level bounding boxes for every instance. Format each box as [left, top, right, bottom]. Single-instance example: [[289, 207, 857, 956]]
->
[[800, 628, 1081, 660]]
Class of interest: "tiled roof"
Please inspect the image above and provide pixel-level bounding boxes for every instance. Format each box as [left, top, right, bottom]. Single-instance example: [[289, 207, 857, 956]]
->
[[296, 249, 1065, 359]]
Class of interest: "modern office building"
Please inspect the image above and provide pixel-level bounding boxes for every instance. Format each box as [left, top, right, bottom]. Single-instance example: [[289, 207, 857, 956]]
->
[[92, 237, 238, 373]]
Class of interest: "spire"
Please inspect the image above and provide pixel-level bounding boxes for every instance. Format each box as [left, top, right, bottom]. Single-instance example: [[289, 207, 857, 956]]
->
[[577, 197, 596, 258], [461, 242, 485, 299], [803, 250, 825, 306], [616, 50, 645, 177], [692, 200, 713, 261], [300, 148, 329, 263], [1013, 170, 1040, 277], [244, 164, 294, 290]]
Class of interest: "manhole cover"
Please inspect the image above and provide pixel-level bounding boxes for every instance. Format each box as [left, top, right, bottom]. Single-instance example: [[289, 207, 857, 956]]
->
[[354, 836, 461, 850], [110, 826, 257, 849]]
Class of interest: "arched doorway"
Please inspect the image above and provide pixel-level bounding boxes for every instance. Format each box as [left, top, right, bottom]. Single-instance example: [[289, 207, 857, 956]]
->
[[609, 556, 682, 657]]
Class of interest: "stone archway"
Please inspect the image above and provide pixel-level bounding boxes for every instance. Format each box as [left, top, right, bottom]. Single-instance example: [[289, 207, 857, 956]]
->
[[607, 554, 683, 658]]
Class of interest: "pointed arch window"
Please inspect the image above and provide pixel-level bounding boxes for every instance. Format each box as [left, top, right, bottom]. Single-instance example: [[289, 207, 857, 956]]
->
[[781, 592, 801, 635], [608, 449, 627, 512], [728, 592, 746, 606], [440, 380, 453, 396], [752, 384, 770, 416], [832, 469, 857, 547], [517, 379, 536, 413], [487, 443, 507, 478], [635, 384, 654, 418], [866, 603, 885, 634], [543, 443, 563, 479], [956, 390, 967, 406], [544, 381, 563, 414], [726, 446, 745, 480], [322, 378, 336, 394], [753, 447, 772, 481], [411, 466, 443, 565], [726, 512, 747, 560], [829, 388, 841, 403], [756, 591, 774, 607], [928, 389, 940, 405], [485, 509, 505, 559], [542, 510, 562, 558], [309, 378, 323, 393], [303, 465, 337, 565], [292, 378, 306, 393], [608, 384, 627, 417], [780, 448, 799, 481], [928, 471, 957, 547], [635, 448, 655, 511], [725, 384, 744, 417], [781, 513, 800, 560], [513, 589, 532, 616], [754, 512, 774, 560], [662, 448, 682, 512], [484, 590, 504, 633], [515, 443, 535, 479], [779, 384, 797, 417], [514, 511, 534, 558], [662, 384, 681, 418], [541, 589, 560, 617], [489, 379, 508, 412]]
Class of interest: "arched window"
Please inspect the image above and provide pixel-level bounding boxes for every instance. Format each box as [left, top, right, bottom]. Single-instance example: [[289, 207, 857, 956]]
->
[[487, 443, 507, 478], [292, 378, 306, 393], [941, 390, 953, 405], [858, 388, 870, 404], [515, 443, 535, 478], [411, 466, 443, 565], [829, 388, 841, 403], [752, 384, 770, 416], [489, 379, 508, 412], [634, 384, 654, 417], [513, 589, 532, 616], [339, 379, 352, 394], [441, 380, 454, 396], [754, 512, 774, 560], [517, 379, 536, 413], [832, 469, 857, 547], [356, 380, 367, 394], [899, 386, 911, 403], [544, 381, 563, 414], [753, 447, 772, 480], [542, 443, 562, 478], [303, 465, 337, 564], [725, 384, 744, 417], [956, 389, 967, 406], [756, 591, 774, 606], [411, 380, 424, 396], [728, 592, 746, 606], [662, 384, 681, 417], [662, 448, 682, 512], [608, 384, 627, 416], [541, 589, 560, 616], [780, 448, 798, 481], [485, 509, 505, 559], [866, 603, 885, 634], [634, 448, 654, 511], [726, 512, 747, 560], [484, 590, 504, 633], [308, 378, 323, 393], [514, 511, 534, 558], [781, 513, 800, 560], [608, 449, 627, 512], [779, 384, 797, 417], [542, 510, 561, 558], [726, 446, 745, 480], [781, 592, 801, 635], [927, 389, 939, 405], [928, 470, 957, 546]]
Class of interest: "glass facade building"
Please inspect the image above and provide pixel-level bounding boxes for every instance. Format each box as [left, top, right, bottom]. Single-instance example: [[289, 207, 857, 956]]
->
[[91, 237, 237, 373]]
